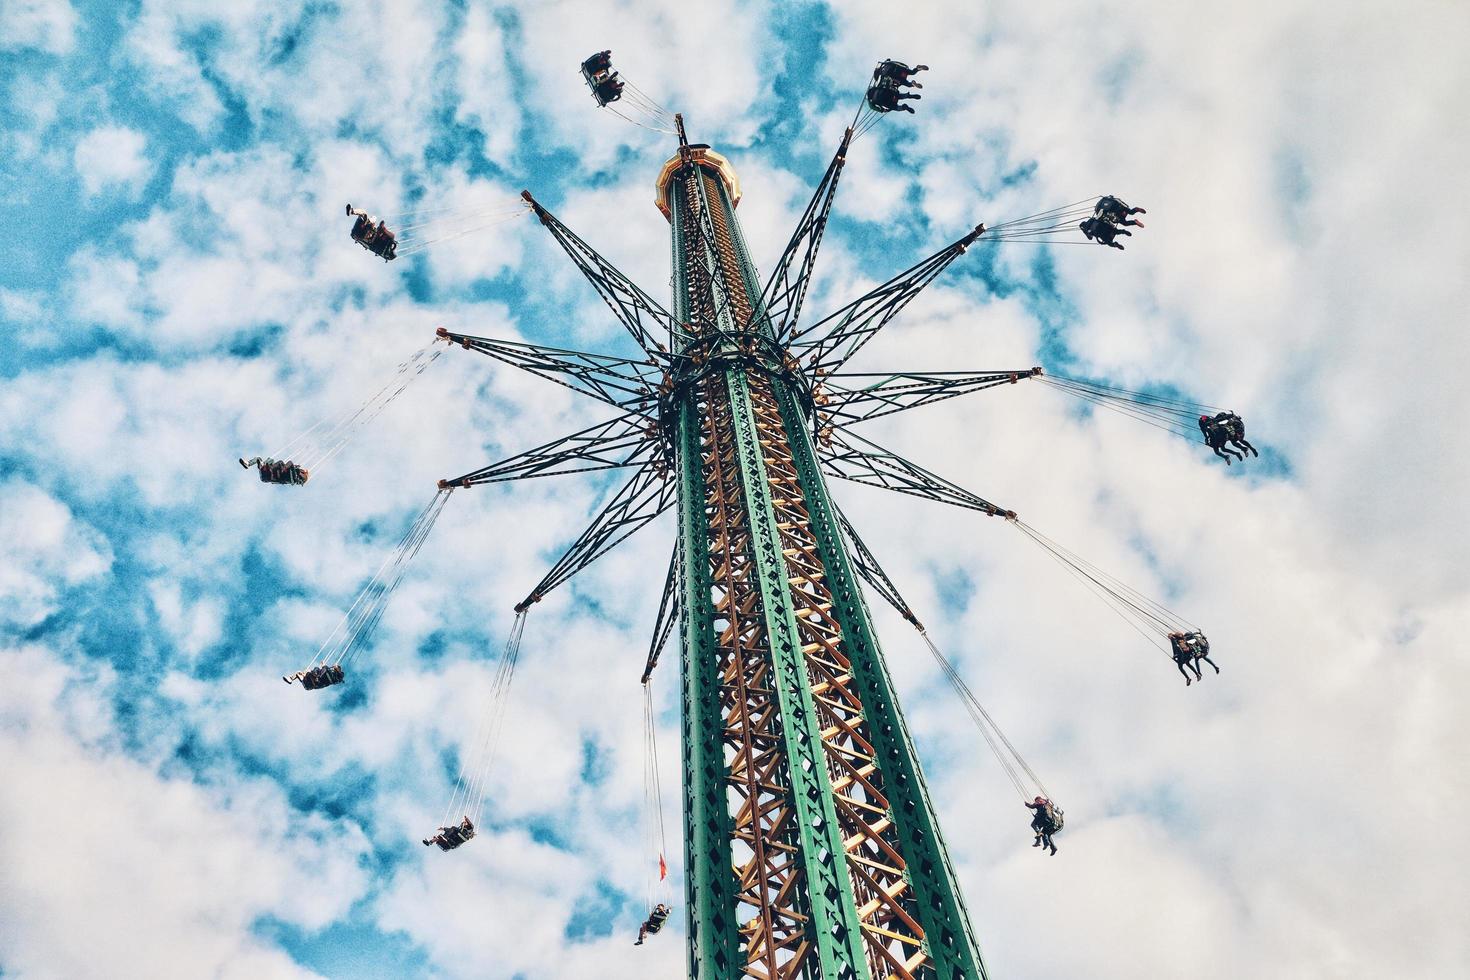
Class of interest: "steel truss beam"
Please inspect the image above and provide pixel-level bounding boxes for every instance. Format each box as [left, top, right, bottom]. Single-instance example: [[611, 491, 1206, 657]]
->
[[793, 225, 986, 376], [438, 327, 662, 408], [820, 429, 1014, 518], [833, 507, 920, 629], [516, 459, 676, 610], [701, 366, 870, 978], [820, 368, 1041, 423], [744, 370, 929, 979], [674, 155, 750, 343], [758, 128, 853, 343], [440, 412, 658, 488], [522, 190, 677, 359], [771, 379, 990, 980], [641, 543, 680, 683]]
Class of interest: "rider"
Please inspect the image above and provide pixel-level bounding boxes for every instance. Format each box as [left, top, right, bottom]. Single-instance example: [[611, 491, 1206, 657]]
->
[[867, 84, 921, 113], [1025, 797, 1059, 855], [581, 50, 612, 78], [1079, 216, 1129, 250], [1169, 631, 1201, 684], [635, 903, 671, 945], [1095, 195, 1146, 227], [1198, 415, 1244, 464], [876, 59, 928, 87], [594, 73, 625, 105], [1213, 411, 1258, 458], [1184, 630, 1220, 678]]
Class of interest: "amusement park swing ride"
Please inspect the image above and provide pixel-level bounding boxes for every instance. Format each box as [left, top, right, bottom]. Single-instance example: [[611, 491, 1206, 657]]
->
[[243, 52, 1254, 980]]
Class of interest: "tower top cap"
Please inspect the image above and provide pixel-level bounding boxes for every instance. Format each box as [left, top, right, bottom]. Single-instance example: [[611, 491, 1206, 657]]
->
[[654, 146, 742, 221]]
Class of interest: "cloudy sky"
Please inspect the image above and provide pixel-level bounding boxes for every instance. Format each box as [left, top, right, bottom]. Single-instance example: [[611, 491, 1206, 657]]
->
[[2, 1, 1467, 978]]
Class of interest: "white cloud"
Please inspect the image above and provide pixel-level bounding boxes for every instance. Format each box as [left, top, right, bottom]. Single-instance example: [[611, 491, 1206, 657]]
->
[[0, 0, 78, 55], [0, 480, 112, 628], [6, 0, 1470, 976], [73, 125, 153, 197], [0, 643, 368, 979]]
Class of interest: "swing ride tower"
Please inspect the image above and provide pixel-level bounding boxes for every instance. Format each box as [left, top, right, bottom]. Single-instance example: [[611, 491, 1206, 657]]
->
[[393, 79, 1197, 979], [272, 49, 1232, 980], [657, 140, 987, 979]]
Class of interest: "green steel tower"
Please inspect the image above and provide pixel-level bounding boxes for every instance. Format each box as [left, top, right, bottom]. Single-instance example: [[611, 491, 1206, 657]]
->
[[659, 140, 987, 980]]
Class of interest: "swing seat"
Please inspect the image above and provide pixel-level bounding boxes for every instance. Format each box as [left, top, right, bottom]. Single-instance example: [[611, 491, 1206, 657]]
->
[[299, 665, 345, 690]]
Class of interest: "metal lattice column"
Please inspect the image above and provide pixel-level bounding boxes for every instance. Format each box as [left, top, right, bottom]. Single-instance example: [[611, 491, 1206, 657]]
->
[[664, 148, 988, 980]]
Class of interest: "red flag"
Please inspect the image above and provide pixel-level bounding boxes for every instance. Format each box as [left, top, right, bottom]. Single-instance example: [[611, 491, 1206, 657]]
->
[[658, 854, 668, 881]]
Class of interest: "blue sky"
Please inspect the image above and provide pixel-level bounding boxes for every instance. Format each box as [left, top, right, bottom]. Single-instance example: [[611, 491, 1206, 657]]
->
[[3, 1, 1468, 978]]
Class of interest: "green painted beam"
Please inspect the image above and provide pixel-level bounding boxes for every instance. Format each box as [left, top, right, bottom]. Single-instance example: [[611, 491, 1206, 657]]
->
[[675, 390, 744, 980], [771, 377, 991, 980], [723, 367, 872, 979]]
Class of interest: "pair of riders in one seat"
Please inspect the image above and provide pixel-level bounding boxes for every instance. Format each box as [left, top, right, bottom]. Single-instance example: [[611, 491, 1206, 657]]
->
[[1080, 195, 1147, 249], [1197, 411, 1258, 464], [866, 59, 927, 113], [346, 204, 398, 260], [580, 49, 625, 106], [1025, 797, 1063, 855], [282, 664, 344, 690], [241, 456, 309, 485], [423, 816, 476, 851], [1168, 631, 1220, 685]]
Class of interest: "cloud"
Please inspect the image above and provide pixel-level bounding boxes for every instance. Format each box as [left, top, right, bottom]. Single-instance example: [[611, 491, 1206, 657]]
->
[[5, 0, 1470, 976], [73, 125, 153, 197], [0, 0, 78, 55], [0, 480, 112, 628], [0, 642, 369, 979]]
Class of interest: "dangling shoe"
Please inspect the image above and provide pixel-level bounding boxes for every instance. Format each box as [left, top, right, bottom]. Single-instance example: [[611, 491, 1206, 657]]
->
[[1049, 844, 1058, 856], [1033, 837, 1042, 847]]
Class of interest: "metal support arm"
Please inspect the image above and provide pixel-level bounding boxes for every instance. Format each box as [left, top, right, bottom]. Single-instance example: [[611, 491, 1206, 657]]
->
[[834, 505, 922, 628], [794, 224, 986, 375], [521, 190, 677, 359], [437, 327, 661, 408], [439, 412, 658, 488], [516, 460, 677, 610], [819, 367, 1042, 423], [820, 429, 1014, 518], [639, 543, 679, 682], [758, 128, 853, 342]]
